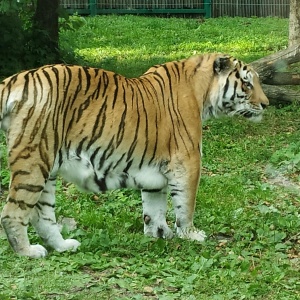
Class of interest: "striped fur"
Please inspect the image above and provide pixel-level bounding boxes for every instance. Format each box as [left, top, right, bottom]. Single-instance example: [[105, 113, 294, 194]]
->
[[0, 53, 268, 258]]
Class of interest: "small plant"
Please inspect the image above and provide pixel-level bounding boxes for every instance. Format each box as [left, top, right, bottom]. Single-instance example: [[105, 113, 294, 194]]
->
[[270, 142, 300, 174], [59, 13, 87, 32]]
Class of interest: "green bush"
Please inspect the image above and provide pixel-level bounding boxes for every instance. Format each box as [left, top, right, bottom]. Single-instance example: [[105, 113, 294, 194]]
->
[[0, 1, 60, 77]]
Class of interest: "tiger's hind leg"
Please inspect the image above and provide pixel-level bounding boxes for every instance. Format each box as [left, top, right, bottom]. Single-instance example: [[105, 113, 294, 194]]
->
[[142, 188, 174, 239], [31, 177, 81, 253]]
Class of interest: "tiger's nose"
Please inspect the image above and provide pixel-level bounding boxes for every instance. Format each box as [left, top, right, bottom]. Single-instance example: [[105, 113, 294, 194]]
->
[[261, 103, 268, 110]]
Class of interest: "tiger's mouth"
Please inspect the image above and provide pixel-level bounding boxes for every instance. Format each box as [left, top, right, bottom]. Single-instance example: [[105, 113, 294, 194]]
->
[[243, 111, 263, 122], [236, 104, 265, 122]]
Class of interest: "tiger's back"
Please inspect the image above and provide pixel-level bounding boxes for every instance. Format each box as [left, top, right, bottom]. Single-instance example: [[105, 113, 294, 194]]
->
[[0, 54, 268, 258]]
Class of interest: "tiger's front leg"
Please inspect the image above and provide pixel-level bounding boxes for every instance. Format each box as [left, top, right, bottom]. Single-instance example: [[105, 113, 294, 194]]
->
[[169, 155, 206, 242], [142, 187, 174, 239], [30, 177, 81, 254]]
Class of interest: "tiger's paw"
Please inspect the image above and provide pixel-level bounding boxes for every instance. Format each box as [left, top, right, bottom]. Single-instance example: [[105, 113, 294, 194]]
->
[[54, 239, 81, 253], [19, 244, 48, 259], [144, 223, 174, 239], [176, 226, 206, 242]]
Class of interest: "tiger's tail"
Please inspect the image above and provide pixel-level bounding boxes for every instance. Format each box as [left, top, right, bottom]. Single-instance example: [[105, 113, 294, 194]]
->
[[0, 80, 14, 195], [0, 79, 7, 195], [0, 80, 4, 130], [0, 75, 18, 131]]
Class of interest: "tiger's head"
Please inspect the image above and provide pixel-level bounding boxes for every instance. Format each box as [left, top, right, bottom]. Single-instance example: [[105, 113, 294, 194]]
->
[[203, 55, 269, 122]]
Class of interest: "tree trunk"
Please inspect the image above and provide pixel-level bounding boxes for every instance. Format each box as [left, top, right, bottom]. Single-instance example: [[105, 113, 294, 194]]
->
[[289, 0, 300, 47], [264, 72, 300, 86], [33, 0, 60, 62], [261, 84, 299, 106]]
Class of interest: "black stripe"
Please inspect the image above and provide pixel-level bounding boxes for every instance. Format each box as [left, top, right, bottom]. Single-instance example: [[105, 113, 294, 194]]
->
[[8, 197, 35, 210], [126, 85, 140, 162], [94, 176, 107, 191], [222, 77, 230, 98], [90, 146, 101, 166], [142, 189, 162, 193], [69, 68, 83, 109], [1, 215, 10, 221], [98, 136, 115, 169], [116, 83, 127, 147], [39, 163, 50, 180], [65, 107, 77, 140], [153, 73, 165, 97], [77, 94, 92, 121], [11, 170, 30, 181], [38, 201, 55, 208], [162, 64, 179, 149], [194, 57, 204, 74], [173, 62, 181, 80], [230, 81, 238, 100], [59, 66, 73, 139], [58, 150, 63, 167], [170, 188, 183, 197], [148, 113, 159, 165], [14, 184, 44, 193], [9, 150, 31, 166], [92, 68, 102, 99], [76, 135, 88, 155], [112, 152, 126, 170], [135, 82, 149, 169], [51, 66, 60, 104], [112, 73, 119, 109], [102, 71, 110, 97], [82, 66, 91, 94], [40, 113, 51, 152], [123, 159, 133, 173], [87, 94, 108, 150]]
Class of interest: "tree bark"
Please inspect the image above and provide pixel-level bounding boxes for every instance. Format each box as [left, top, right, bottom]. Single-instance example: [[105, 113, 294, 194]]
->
[[33, 0, 59, 62], [289, 0, 300, 47], [264, 72, 300, 86], [261, 84, 299, 106]]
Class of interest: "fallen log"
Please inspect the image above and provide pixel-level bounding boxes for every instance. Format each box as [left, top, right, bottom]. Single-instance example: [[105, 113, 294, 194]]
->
[[264, 72, 300, 85], [261, 84, 299, 106], [250, 44, 300, 105], [250, 44, 300, 82]]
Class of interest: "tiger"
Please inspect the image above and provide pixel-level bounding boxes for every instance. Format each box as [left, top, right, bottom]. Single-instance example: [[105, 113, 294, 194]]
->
[[0, 53, 269, 258]]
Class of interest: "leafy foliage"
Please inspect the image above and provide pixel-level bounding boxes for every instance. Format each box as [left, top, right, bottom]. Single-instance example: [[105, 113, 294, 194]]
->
[[59, 13, 87, 31], [0, 1, 33, 76], [0, 0, 60, 77]]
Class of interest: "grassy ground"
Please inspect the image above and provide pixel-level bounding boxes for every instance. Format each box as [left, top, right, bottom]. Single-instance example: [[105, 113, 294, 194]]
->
[[1, 16, 300, 299]]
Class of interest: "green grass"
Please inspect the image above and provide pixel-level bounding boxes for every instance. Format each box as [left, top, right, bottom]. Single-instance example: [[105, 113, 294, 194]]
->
[[1, 15, 300, 300], [59, 15, 288, 76]]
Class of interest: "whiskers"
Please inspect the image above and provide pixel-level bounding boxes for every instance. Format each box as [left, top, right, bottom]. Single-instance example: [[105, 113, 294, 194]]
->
[[235, 104, 264, 122]]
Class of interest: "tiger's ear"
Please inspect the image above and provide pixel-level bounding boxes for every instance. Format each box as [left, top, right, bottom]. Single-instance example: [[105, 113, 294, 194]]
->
[[213, 56, 234, 74]]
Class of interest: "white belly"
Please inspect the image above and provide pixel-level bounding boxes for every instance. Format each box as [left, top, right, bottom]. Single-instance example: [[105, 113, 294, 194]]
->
[[57, 152, 167, 193]]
